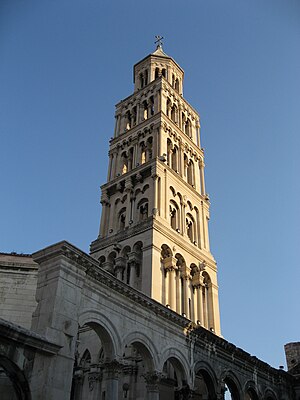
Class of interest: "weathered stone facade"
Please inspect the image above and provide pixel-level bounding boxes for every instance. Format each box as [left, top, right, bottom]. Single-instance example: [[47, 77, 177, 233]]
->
[[0, 45, 299, 399]]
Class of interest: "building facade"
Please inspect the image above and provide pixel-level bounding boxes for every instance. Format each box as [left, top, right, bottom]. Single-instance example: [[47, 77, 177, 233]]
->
[[0, 45, 299, 400]]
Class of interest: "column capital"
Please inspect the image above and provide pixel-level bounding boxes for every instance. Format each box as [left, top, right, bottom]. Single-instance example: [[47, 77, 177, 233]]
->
[[102, 359, 122, 379], [143, 371, 163, 392], [163, 256, 178, 271], [88, 369, 102, 391], [115, 256, 126, 271]]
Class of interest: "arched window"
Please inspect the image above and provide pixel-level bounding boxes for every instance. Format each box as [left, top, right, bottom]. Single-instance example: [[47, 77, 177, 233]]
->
[[166, 98, 172, 118], [171, 104, 178, 124], [132, 106, 137, 126], [121, 151, 128, 174], [172, 145, 178, 172], [128, 147, 134, 171], [137, 199, 148, 221], [139, 73, 144, 89], [146, 137, 153, 161], [149, 96, 154, 116], [162, 68, 166, 78], [140, 142, 146, 164], [175, 78, 180, 92], [186, 213, 195, 243], [125, 110, 131, 130], [144, 69, 148, 85], [187, 160, 195, 186], [170, 200, 180, 231], [185, 119, 192, 137], [155, 67, 159, 79], [172, 73, 175, 87], [143, 100, 148, 120], [118, 208, 126, 231]]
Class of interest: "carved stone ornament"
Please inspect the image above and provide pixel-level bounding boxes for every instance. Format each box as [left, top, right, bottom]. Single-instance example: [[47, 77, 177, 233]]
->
[[88, 371, 100, 391]]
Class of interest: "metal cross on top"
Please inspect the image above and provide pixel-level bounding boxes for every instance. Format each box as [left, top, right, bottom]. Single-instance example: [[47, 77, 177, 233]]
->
[[155, 35, 164, 49]]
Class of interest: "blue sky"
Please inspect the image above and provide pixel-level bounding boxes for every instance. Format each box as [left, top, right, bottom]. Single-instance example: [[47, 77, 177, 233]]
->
[[1, 0, 299, 369]]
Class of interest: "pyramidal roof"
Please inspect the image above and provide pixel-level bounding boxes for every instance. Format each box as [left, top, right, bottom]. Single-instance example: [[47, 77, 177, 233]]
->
[[151, 44, 170, 58]]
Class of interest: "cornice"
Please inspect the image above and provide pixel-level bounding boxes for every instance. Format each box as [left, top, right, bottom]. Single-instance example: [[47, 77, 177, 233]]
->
[[110, 114, 160, 147], [191, 326, 294, 385], [90, 219, 153, 253], [0, 318, 61, 355]]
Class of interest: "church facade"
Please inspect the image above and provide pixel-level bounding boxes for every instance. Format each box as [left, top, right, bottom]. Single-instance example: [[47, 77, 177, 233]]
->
[[0, 45, 299, 400]]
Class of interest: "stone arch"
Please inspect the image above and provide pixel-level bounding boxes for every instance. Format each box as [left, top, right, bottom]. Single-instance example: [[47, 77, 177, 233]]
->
[[159, 347, 191, 387], [78, 310, 121, 360], [244, 380, 259, 400], [193, 360, 218, 399], [219, 369, 242, 400], [161, 244, 173, 259], [0, 356, 31, 400], [137, 197, 149, 221], [122, 331, 159, 371], [263, 388, 278, 400]]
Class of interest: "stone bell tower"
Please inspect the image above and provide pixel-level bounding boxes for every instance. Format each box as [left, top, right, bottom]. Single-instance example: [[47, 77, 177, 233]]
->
[[90, 39, 221, 335]]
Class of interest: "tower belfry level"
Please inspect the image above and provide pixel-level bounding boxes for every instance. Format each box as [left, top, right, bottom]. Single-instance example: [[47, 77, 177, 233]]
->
[[90, 45, 221, 335]]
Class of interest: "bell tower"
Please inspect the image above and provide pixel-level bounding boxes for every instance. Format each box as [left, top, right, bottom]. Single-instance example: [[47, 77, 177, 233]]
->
[[90, 40, 221, 335]]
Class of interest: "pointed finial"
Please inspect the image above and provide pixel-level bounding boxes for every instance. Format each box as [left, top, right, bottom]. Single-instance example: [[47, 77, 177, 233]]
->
[[155, 35, 164, 49]]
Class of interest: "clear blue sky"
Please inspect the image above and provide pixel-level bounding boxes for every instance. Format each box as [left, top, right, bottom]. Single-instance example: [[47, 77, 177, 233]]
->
[[1, 0, 299, 369]]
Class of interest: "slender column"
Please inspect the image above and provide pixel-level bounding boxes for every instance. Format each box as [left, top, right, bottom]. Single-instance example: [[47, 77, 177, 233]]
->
[[164, 256, 178, 310], [135, 102, 140, 124], [199, 160, 206, 195], [107, 152, 113, 181], [151, 172, 159, 216], [128, 261, 137, 287], [125, 178, 133, 226], [112, 151, 118, 179], [99, 190, 109, 237], [102, 360, 121, 400], [197, 285, 204, 325], [143, 372, 162, 400], [176, 270, 182, 315], [88, 367, 102, 399], [115, 257, 126, 280], [168, 268, 177, 310], [102, 261, 114, 274], [181, 266, 190, 317]]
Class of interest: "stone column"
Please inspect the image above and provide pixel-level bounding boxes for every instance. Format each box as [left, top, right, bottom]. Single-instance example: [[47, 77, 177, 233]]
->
[[99, 190, 109, 237], [101, 360, 121, 400], [151, 172, 159, 217], [125, 178, 133, 226], [143, 372, 162, 400], [193, 271, 204, 325], [102, 261, 114, 274], [164, 256, 177, 311], [181, 266, 191, 317], [199, 160, 206, 195], [115, 257, 126, 281], [88, 367, 103, 399]]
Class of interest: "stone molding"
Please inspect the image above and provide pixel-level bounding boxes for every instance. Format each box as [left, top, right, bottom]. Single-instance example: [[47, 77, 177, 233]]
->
[[0, 317, 61, 355]]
